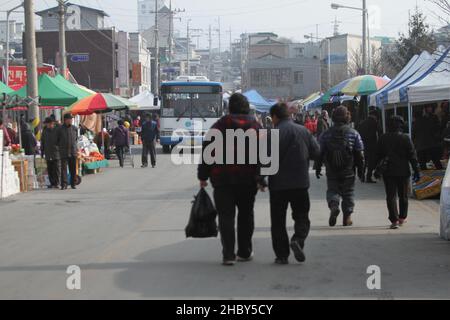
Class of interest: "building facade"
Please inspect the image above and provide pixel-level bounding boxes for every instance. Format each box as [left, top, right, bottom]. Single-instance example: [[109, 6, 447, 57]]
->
[[36, 3, 108, 31], [241, 32, 321, 99], [137, 0, 169, 32], [320, 34, 382, 86], [34, 29, 117, 93], [129, 32, 152, 95]]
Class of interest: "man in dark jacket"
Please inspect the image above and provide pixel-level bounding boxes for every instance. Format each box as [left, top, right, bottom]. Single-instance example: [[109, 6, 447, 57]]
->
[[377, 116, 420, 229], [268, 103, 320, 265], [112, 120, 130, 168], [315, 106, 365, 227], [57, 114, 78, 190], [20, 119, 37, 155], [140, 114, 160, 168], [413, 106, 443, 170], [198, 93, 263, 266], [41, 117, 61, 188], [358, 110, 382, 183]]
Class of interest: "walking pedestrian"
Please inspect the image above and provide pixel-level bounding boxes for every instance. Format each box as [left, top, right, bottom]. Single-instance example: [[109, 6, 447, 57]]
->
[[376, 116, 420, 229], [20, 118, 37, 155], [41, 117, 61, 189], [140, 114, 160, 168], [198, 93, 264, 266], [112, 120, 130, 168], [268, 103, 320, 265], [413, 105, 443, 170], [94, 129, 111, 160], [358, 110, 382, 183], [315, 106, 365, 227], [57, 114, 78, 190], [316, 110, 330, 138]]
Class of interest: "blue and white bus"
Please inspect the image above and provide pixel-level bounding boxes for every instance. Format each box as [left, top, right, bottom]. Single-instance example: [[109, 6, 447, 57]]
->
[[159, 77, 224, 153]]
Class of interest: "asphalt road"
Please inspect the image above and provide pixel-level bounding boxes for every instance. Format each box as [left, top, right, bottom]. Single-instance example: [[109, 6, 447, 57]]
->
[[0, 148, 449, 299]]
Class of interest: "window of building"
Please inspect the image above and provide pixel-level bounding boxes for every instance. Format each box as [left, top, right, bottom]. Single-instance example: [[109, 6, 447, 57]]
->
[[294, 71, 304, 84]]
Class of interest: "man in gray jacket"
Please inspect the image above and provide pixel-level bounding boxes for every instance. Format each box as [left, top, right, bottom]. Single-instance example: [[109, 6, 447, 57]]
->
[[268, 103, 320, 264]]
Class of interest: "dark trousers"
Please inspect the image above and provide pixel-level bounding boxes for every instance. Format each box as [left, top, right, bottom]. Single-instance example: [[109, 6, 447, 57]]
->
[[270, 188, 311, 260], [116, 146, 125, 167], [383, 176, 410, 223], [61, 157, 77, 187], [326, 177, 356, 216], [142, 140, 156, 167], [418, 147, 443, 170], [364, 148, 377, 180], [46, 159, 60, 187], [213, 185, 257, 261]]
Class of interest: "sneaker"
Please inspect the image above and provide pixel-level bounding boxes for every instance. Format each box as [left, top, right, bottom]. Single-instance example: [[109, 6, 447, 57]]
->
[[399, 219, 407, 226], [343, 215, 353, 227], [237, 253, 254, 262], [290, 240, 306, 263], [329, 208, 340, 227], [141, 165, 148, 168], [390, 222, 400, 230], [275, 258, 289, 265], [222, 259, 236, 266]]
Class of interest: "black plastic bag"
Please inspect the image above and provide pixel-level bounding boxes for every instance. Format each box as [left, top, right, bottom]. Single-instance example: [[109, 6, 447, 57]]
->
[[185, 188, 218, 238]]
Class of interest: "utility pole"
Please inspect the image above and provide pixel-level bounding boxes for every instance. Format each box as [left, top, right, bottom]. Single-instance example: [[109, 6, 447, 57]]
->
[[208, 25, 212, 80], [168, 0, 172, 79], [186, 19, 191, 76], [167, 1, 184, 80], [24, 0, 39, 127], [154, 0, 159, 96], [217, 17, 221, 58], [57, 0, 68, 78], [228, 27, 232, 54], [362, 0, 367, 74]]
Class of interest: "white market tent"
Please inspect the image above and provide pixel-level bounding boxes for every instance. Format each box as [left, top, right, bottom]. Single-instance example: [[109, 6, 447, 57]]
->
[[369, 45, 450, 133], [387, 49, 444, 105], [368, 53, 422, 107], [408, 51, 450, 103], [129, 90, 160, 111]]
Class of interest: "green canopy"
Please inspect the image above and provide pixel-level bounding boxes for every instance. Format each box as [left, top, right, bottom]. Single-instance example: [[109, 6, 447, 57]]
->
[[12, 74, 89, 106], [53, 74, 93, 100], [0, 81, 14, 95]]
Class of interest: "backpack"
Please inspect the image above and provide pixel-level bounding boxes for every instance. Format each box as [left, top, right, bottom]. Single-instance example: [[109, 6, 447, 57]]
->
[[326, 126, 353, 171]]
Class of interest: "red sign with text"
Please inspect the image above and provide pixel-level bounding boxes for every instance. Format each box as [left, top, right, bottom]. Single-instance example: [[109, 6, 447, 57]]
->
[[0, 66, 56, 90]]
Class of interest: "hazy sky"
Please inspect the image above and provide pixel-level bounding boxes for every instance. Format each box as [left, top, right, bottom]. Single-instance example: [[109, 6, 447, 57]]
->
[[2, 0, 447, 48]]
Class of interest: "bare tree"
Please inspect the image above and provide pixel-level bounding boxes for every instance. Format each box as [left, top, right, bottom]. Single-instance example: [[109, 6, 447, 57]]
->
[[428, 0, 450, 23]]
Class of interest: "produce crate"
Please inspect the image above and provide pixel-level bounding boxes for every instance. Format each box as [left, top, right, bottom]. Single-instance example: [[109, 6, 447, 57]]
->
[[12, 160, 29, 192]]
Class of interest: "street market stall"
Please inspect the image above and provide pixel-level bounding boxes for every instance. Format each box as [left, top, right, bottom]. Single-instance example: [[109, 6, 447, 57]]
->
[[68, 93, 137, 174], [243, 90, 273, 113]]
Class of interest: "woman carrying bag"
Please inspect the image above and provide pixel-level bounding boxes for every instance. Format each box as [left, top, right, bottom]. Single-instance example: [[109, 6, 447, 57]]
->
[[376, 116, 421, 230]]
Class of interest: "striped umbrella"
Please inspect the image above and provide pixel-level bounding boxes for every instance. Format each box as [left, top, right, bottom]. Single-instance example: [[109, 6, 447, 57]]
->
[[67, 93, 137, 115], [323, 75, 390, 102]]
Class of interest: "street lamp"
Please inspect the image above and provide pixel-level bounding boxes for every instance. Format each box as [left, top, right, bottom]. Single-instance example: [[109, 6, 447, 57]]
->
[[4, 2, 24, 87], [331, 0, 368, 74], [305, 34, 331, 91]]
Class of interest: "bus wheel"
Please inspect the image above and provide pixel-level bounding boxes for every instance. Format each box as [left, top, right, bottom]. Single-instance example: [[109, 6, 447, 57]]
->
[[162, 145, 171, 154]]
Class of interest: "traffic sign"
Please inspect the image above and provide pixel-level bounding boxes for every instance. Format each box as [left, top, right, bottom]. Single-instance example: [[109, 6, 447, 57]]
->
[[70, 54, 89, 63]]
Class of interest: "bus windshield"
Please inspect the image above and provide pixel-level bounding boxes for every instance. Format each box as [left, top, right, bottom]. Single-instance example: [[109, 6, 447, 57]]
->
[[161, 85, 223, 119]]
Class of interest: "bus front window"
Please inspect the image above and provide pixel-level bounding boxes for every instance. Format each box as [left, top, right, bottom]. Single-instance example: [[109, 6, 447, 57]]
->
[[191, 94, 223, 118], [162, 93, 191, 118]]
